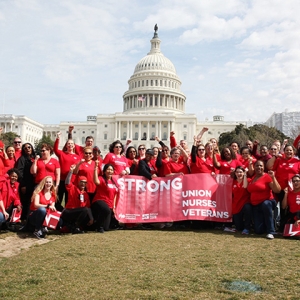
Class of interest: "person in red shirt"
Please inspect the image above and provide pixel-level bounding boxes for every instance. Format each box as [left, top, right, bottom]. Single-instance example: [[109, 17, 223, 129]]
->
[[73, 146, 97, 204], [60, 165, 93, 234], [282, 174, 300, 226], [13, 136, 22, 161], [4, 146, 16, 174], [126, 146, 139, 175], [239, 146, 255, 177], [230, 142, 241, 161], [30, 144, 61, 187], [190, 138, 215, 174], [53, 132, 80, 210], [213, 147, 242, 175], [102, 140, 130, 176], [247, 160, 281, 239], [27, 176, 57, 239], [0, 169, 22, 230], [232, 166, 251, 234], [92, 163, 119, 233], [163, 146, 189, 176], [68, 125, 94, 158], [0, 141, 10, 177], [267, 144, 300, 230]]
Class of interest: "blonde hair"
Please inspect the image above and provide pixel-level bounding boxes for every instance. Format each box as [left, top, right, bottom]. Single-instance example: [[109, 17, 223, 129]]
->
[[31, 176, 57, 202]]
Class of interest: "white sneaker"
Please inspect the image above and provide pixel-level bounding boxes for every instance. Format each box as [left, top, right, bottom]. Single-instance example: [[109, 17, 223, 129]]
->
[[266, 234, 274, 239]]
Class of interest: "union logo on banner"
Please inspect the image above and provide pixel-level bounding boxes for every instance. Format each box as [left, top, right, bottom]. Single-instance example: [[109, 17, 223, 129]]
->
[[283, 224, 300, 237], [43, 211, 61, 229], [10, 208, 22, 223]]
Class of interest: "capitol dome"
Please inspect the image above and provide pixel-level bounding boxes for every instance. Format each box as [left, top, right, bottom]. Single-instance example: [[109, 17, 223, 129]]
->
[[123, 26, 186, 114]]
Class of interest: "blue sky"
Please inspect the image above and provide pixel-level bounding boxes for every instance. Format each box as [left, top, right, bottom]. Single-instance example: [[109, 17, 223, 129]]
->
[[0, 0, 300, 125]]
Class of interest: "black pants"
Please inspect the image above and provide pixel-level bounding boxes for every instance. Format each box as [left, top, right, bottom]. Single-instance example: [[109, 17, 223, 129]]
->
[[19, 186, 34, 221], [61, 207, 92, 228], [56, 181, 68, 211], [91, 201, 112, 231]]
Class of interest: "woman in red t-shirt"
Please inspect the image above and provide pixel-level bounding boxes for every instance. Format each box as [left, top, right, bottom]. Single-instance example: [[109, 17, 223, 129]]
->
[[102, 140, 130, 176], [282, 174, 300, 226], [126, 146, 139, 175], [213, 147, 242, 175], [239, 146, 255, 177], [73, 146, 97, 204], [247, 160, 281, 239], [163, 146, 189, 176], [232, 166, 251, 234], [27, 176, 57, 239], [92, 163, 119, 233], [30, 143, 60, 187]]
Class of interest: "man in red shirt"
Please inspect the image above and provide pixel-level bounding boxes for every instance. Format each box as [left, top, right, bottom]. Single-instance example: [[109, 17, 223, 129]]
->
[[13, 137, 22, 161]]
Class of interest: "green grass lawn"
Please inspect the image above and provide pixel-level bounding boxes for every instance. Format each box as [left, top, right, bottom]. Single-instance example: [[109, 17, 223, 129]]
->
[[0, 229, 299, 299]]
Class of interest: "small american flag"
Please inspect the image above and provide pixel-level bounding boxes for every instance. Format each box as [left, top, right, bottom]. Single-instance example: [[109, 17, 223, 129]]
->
[[138, 95, 145, 101]]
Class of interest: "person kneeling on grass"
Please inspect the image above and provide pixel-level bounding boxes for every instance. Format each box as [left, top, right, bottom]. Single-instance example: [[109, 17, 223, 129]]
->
[[0, 168, 22, 231], [27, 176, 57, 239], [60, 165, 94, 234], [92, 163, 119, 233]]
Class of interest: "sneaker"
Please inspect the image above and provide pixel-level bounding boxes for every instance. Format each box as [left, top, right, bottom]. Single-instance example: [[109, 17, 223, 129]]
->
[[266, 234, 274, 239], [224, 227, 237, 233], [96, 227, 104, 233], [72, 228, 85, 234], [33, 229, 45, 239], [42, 227, 49, 234], [242, 229, 249, 235]]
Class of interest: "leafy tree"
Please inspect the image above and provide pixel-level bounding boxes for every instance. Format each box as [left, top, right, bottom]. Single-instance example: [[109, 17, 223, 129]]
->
[[1, 132, 19, 147], [34, 134, 54, 155], [218, 124, 290, 150]]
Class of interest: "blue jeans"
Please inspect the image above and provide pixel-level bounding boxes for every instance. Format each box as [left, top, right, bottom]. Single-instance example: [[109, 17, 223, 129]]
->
[[28, 207, 47, 231], [233, 203, 252, 231], [252, 200, 276, 234], [0, 212, 6, 228]]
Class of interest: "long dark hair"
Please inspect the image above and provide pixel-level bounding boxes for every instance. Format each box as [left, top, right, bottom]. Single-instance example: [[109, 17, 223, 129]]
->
[[126, 146, 137, 159], [109, 140, 124, 154], [21, 143, 36, 158], [102, 164, 117, 187]]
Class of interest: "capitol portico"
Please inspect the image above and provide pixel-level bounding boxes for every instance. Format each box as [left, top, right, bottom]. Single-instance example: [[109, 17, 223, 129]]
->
[[0, 26, 250, 152]]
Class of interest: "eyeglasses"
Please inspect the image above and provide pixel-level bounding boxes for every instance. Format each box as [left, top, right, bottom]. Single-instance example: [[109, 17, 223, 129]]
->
[[14, 141, 21, 144], [270, 148, 277, 150], [198, 149, 205, 151], [114, 146, 122, 148], [138, 148, 145, 150], [292, 180, 300, 183], [85, 152, 92, 155]]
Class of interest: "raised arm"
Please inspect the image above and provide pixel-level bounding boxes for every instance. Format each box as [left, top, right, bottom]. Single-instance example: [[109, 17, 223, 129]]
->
[[268, 170, 281, 194], [196, 127, 208, 141]]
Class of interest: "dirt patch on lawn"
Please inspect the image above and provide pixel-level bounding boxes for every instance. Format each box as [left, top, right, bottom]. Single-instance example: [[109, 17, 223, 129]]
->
[[0, 234, 52, 258]]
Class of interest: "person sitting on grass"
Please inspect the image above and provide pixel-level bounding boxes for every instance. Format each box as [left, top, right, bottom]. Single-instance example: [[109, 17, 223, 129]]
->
[[92, 163, 119, 233], [0, 168, 22, 231], [281, 174, 300, 227], [60, 165, 94, 234], [27, 176, 57, 239]]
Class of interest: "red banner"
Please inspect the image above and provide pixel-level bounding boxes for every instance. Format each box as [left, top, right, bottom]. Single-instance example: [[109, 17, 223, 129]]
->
[[115, 174, 233, 223], [283, 224, 300, 237], [43, 211, 61, 229]]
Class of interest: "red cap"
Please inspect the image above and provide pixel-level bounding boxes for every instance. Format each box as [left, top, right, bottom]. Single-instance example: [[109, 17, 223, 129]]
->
[[78, 176, 87, 183]]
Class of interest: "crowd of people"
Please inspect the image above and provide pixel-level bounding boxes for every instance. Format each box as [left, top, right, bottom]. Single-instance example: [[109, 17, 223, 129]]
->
[[0, 126, 300, 240]]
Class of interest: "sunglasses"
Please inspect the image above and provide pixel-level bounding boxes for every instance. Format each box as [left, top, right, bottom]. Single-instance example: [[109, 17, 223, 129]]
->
[[114, 146, 122, 148], [138, 148, 145, 150], [41, 149, 47, 152], [270, 148, 277, 150], [24, 146, 31, 150], [14, 141, 21, 144], [198, 149, 205, 151], [85, 152, 92, 155]]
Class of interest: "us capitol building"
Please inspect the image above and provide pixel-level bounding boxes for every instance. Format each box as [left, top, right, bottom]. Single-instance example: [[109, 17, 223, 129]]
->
[[0, 26, 251, 152]]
